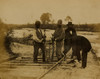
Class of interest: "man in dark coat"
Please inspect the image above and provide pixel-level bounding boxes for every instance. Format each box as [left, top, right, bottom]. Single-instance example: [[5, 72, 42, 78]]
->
[[72, 36, 92, 68], [63, 22, 77, 58], [63, 22, 92, 68]]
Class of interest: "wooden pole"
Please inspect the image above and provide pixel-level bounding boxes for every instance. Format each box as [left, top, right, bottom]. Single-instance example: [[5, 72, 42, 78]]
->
[[38, 56, 65, 79], [51, 39, 54, 61]]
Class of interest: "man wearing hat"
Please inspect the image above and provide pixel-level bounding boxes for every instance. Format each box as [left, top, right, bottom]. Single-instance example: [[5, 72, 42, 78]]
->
[[63, 22, 92, 68], [63, 22, 78, 60], [33, 21, 46, 63], [53, 19, 65, 61]]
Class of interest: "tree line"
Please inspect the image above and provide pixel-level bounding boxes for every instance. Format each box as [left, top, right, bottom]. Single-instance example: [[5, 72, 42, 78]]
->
[[0, 12, 100, 32]]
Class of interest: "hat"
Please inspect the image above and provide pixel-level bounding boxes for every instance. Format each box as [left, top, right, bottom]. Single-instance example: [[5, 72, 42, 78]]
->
[[67, 22, 73, 26]]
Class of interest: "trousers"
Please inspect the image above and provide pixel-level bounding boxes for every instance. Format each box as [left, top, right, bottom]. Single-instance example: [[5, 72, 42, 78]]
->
[[56, 40, 63, 60], [33, 41, 45, 62]]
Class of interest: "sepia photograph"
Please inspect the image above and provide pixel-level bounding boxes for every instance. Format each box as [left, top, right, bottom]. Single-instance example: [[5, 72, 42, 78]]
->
[[0, 0, 100, 79]]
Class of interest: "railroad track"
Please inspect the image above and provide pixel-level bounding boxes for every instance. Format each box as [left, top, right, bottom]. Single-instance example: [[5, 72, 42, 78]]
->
[[38, 48, 100, 79], [0, 48, 99, 79]]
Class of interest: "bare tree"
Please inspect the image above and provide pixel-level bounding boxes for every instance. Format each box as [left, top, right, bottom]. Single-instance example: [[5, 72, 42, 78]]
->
[[65, 16, 72, 22], [40, 12, 52, 24]]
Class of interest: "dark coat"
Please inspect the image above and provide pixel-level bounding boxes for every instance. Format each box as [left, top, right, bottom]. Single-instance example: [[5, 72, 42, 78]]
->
[[71, 36, 92, 68], [65, 27, 77, 40], [72, 36, 92, 52]]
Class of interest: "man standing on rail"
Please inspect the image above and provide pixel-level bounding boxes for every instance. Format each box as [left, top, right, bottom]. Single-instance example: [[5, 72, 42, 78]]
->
[[63, 22, 78, 60], [52, 19, 65, 61], [33, 21, 46, 63]]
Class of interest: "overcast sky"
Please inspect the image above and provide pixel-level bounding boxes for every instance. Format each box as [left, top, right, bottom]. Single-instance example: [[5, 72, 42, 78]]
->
[[0, 0, 100, 24]]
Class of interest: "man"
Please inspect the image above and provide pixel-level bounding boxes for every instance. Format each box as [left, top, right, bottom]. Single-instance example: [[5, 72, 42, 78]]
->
[[53, 19, 65, 61], [64, 22, 91, 68], [72, 36, 92, 68], [33, 21, 46, 63], [63, 22, 77, 59]]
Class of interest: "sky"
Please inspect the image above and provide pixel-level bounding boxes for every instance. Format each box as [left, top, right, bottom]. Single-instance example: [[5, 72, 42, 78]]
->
[[0, 0, 100, 24]]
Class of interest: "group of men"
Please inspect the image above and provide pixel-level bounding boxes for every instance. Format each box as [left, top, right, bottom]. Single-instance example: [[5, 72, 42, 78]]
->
[[32, 20, 92, 68]]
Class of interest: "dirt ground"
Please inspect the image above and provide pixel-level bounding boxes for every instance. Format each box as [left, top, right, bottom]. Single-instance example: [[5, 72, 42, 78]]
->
[[0, 50, 100, 79]]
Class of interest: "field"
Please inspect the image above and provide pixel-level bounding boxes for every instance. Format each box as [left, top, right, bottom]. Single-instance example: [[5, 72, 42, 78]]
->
[[0, 28, 100, 79]]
